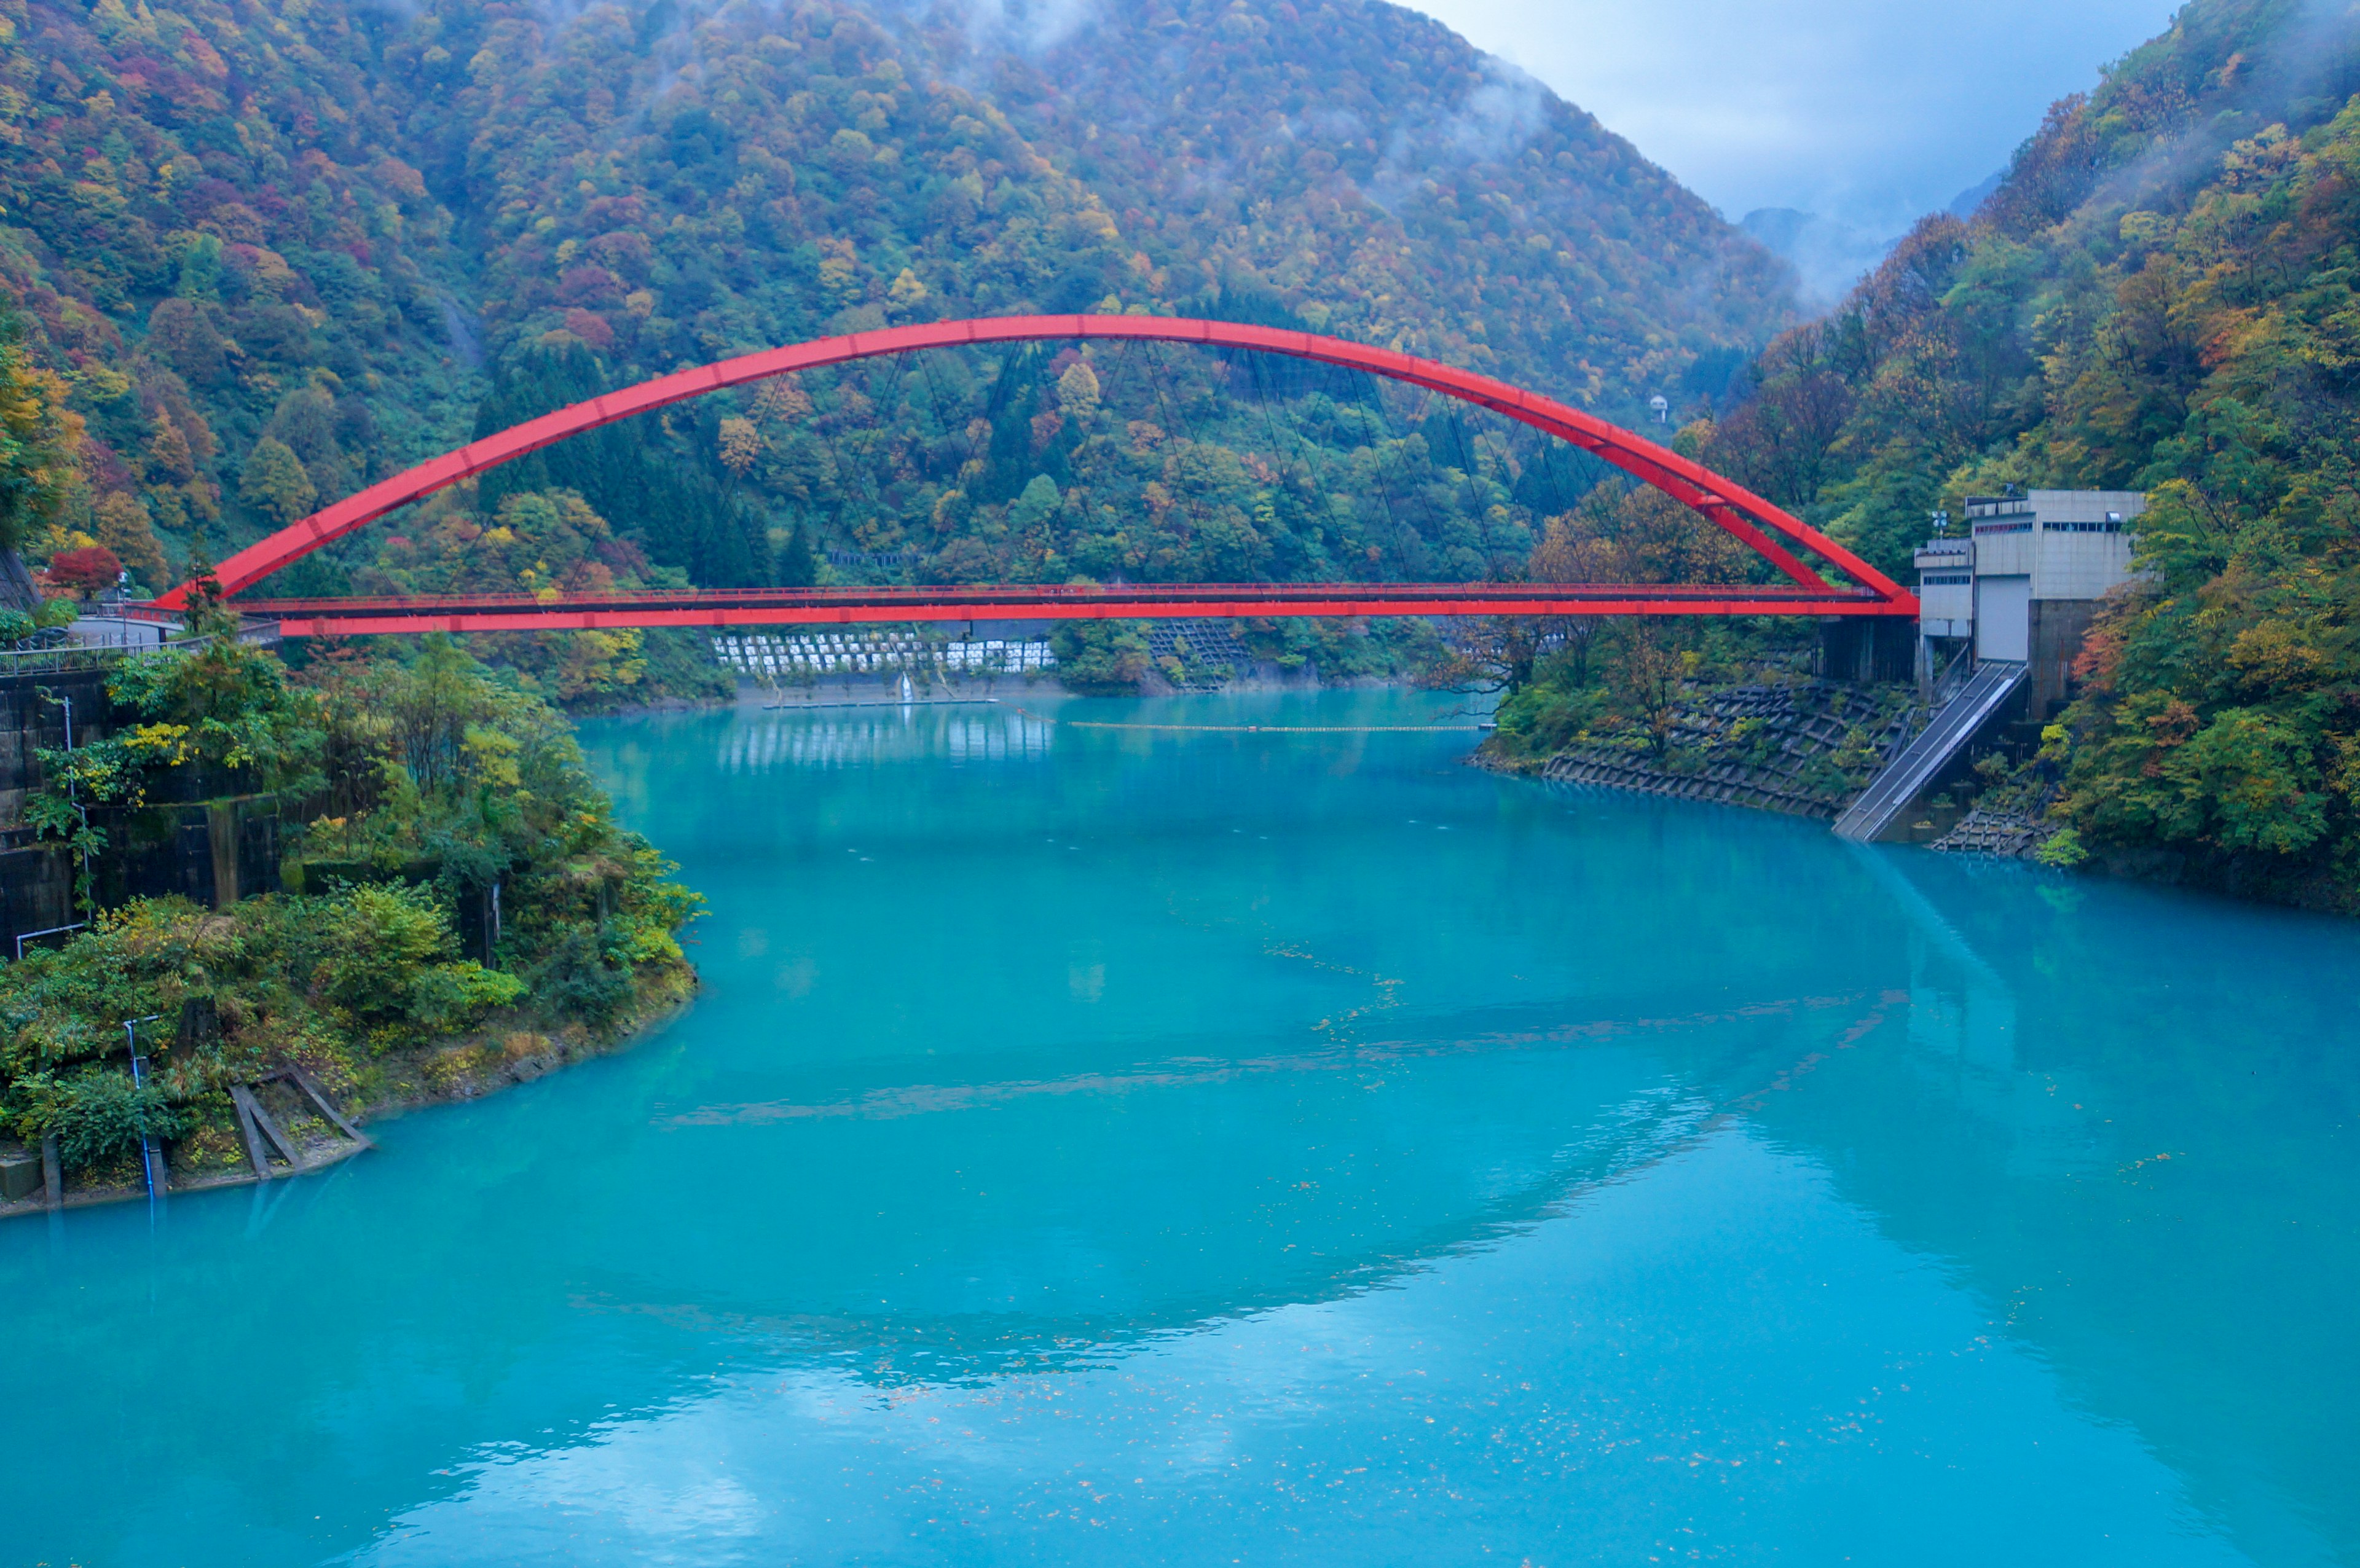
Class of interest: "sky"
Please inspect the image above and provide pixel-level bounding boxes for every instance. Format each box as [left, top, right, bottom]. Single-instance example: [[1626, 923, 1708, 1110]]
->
[[1404, 0, 2183, 238]]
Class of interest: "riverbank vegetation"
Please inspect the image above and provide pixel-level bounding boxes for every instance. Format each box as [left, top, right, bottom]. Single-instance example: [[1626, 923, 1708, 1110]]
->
[[1461, 474, 1826, 764], [1477, 0, 2360, 908], [1734, 0, 2360, 903], [0, 624, 699, 1193]]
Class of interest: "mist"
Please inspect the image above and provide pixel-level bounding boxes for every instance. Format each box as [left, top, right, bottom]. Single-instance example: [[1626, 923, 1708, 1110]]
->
[[1404, 0, 2179, 239]]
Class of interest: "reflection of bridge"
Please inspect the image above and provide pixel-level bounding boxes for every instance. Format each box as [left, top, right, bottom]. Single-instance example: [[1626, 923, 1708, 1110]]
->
[[152, 315, 1917, 633]]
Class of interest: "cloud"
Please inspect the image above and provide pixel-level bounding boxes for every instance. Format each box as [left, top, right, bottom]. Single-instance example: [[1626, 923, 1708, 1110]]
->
[[1366, 55, 1551, 212], [1402, 0, 2180, 233], [846, 0, 1100, 55], [1443, 58, 1548, 162]]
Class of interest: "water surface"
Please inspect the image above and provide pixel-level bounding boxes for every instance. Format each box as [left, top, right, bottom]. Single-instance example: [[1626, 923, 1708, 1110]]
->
[[4, 689, 2355, 1566]]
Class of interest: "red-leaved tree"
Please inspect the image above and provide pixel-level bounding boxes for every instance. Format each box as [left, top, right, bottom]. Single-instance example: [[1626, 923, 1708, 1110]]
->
[[46, 546, 123, 598]]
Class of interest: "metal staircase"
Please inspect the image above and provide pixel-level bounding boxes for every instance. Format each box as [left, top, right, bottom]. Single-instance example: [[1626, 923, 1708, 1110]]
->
[[1833, 661, 2027, 843]]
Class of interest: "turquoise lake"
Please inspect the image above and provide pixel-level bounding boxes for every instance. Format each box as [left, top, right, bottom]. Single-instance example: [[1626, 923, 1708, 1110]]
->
[[3, 688, 2356, 1565]]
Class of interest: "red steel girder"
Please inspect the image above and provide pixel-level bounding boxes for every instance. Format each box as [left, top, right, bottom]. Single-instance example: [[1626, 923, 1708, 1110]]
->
[[243, 581, 1914, 637], [161, 316, 1918, 614]]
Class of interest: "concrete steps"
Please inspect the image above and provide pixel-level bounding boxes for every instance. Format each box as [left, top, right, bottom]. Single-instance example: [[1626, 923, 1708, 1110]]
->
[[1538, 680, 1924, 820]]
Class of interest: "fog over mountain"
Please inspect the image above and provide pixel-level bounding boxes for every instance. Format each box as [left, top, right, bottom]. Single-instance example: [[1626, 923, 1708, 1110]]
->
[[1404, 0, 2178, 237], [1735, 208, 1890, 311]]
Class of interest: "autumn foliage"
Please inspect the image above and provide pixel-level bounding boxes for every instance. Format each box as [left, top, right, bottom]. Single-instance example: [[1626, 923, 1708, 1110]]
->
[[0, 0, 1790, 701], [45, 544, 120, 597], [1683, 0, 2360, 896]]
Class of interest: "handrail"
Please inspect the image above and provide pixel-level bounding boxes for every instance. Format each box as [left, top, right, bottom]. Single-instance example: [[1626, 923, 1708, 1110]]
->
[[234, 580, 1898, 616], [1833, 661, 2028, 843], [249, 581, 1916, 636], [0, 642, 140, 676]]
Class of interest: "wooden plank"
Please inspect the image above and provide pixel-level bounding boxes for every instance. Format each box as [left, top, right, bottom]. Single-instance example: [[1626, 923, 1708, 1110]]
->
[[277, 1062, 372, 1148], [234, 1084, 305, 1170], [227, 1086, 275, 1181]]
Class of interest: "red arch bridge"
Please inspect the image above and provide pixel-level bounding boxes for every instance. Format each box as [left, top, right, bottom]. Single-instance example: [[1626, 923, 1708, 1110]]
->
[[153, 316, 1916, 637]]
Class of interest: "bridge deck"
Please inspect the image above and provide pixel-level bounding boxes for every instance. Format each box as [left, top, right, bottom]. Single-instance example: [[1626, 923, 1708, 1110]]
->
[[234, 582, 1916, 636]]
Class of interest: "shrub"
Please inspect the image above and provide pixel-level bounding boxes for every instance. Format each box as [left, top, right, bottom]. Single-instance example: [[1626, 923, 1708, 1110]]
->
[[527, 928, 637, 1026], [317, 883, 452, 1018], [2035, 828, 2090, 869], [22, 1069, 187, 1168], [407, 961, 528, 1035]]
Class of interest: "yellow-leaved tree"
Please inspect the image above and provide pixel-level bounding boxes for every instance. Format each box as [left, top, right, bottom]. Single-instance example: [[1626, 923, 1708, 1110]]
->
[[0, 301, 77, 554]]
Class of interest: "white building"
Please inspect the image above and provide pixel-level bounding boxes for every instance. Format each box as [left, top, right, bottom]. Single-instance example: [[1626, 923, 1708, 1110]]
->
[[709, 630, 1056, 683], [1916, 488, 2146, 718], [1913, 538, 1973, 641]]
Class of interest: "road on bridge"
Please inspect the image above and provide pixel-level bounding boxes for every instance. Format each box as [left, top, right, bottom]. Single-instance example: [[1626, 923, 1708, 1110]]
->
[[234, 581, 1914, 637]]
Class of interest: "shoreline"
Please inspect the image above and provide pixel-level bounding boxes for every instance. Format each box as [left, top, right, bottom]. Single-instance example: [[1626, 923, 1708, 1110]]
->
[[4, 684, 1460, 1223], [1479, 737, 2360, 919], [0, 971, 694, 1222]]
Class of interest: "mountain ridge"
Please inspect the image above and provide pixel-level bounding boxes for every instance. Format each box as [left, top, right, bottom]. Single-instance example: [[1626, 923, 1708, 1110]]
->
[[1664, 0, 2360, 903], [0, 0, 1796, 629]]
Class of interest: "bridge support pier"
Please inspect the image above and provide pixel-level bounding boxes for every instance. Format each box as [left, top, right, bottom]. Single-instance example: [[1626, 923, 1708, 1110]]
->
[[1819, 617, 1916, 684]]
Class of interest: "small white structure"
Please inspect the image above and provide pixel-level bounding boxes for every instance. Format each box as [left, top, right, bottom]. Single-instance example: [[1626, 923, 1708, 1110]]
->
[[709, 630, 1056, 683], [68, 614, 173, 649], [1913, 539, 1973, 641], [1917, 489, 2146, 718]]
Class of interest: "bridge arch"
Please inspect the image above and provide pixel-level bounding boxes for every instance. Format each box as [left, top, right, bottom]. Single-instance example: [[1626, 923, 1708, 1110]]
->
[[157, 316, 1913, 611]]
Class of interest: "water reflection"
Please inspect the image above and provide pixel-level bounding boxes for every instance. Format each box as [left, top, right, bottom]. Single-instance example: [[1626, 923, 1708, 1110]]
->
[[0, 692, 2351, 1565], [716, 702, 1055, 773]]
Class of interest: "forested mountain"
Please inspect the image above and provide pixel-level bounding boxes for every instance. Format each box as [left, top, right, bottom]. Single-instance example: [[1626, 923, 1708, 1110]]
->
[[950, 0, 1775, 401], [1669, 0, 2360, 900], [0, 0, 1794, 659], [1696, 0, 2360, 578], [0, 0, 479, 587]]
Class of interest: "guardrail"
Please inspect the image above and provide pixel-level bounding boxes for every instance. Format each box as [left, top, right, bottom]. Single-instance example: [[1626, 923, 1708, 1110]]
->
[[0, 641, 142, 677]]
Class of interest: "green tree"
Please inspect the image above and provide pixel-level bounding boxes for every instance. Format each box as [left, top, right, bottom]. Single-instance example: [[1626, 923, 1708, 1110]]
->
[[239, 437, 317, 528], [1050, 618, 1152, 693], [780, 522, 819, 588]]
